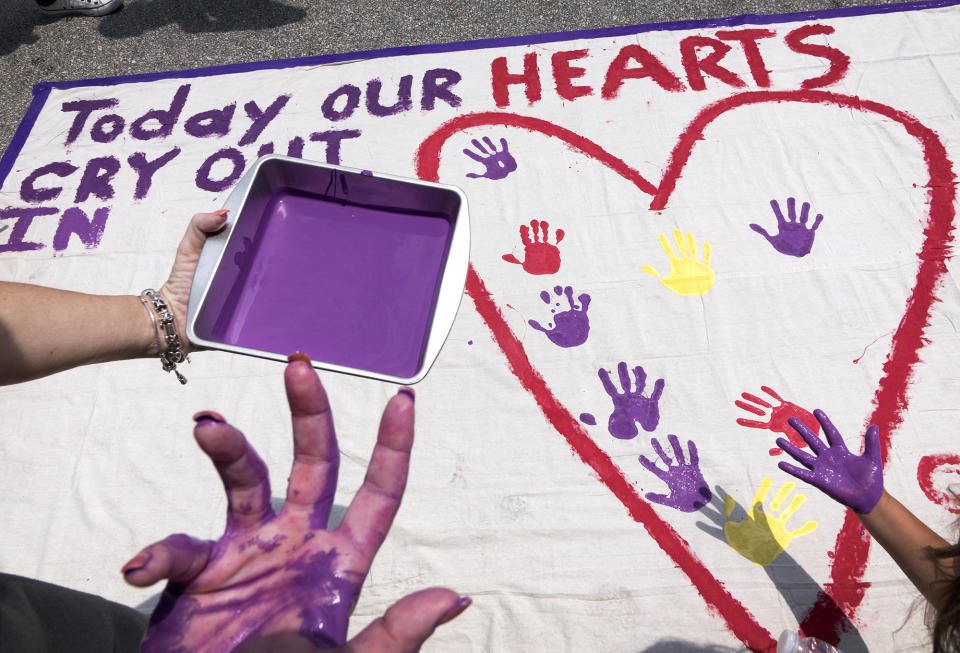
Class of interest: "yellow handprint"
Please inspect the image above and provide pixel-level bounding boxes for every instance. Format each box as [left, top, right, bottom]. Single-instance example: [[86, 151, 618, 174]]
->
[[722, 478, 817, 566], [641, 229, 715, 296]]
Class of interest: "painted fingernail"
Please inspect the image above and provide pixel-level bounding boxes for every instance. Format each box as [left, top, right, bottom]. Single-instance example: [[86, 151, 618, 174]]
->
[[213, 209, 229, 216], [437, 596, 471, 625], [397, 387, 415, 402], [287, 351, 311, 364], [193, 411, 225, 425], [122, 551, 152, 575]]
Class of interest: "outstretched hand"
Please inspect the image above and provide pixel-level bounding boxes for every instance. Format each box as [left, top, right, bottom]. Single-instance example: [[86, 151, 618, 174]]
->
[[157, 210, 229, 353], [124, 356, 467, 651], [779, 409, 883, 514]]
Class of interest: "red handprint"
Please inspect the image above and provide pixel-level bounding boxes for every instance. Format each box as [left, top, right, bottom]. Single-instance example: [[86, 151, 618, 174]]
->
[[502, 219, 565, 274], [735, 386, 819, 456]]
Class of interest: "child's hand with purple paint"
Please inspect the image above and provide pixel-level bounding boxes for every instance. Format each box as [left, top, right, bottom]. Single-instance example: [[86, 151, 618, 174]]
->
[[779, 409, 883, 514], [750, 197, 823, 258], [599, 361, 665, 439], [125, 355, 468, 652], [463, 136, 517, 180], [639, 434, 711, 512]]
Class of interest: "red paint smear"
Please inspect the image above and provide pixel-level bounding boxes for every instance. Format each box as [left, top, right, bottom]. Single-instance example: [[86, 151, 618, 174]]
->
[[917, 453, 960, 514], [464, 265, 775, 651], [852, 331, 893, 364], [415, 112, 658, 196], [415, 89, 956, 649]]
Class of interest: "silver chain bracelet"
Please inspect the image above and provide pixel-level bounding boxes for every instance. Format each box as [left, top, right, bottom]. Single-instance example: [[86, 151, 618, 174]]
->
[[138, 289, 188, 384]]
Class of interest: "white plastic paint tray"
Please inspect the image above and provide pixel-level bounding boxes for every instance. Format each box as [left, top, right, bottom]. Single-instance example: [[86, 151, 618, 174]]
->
[[186, 155, 469, 384]]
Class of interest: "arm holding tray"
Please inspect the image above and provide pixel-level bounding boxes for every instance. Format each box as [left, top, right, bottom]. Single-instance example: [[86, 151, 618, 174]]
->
[[0, 210, 227, 385]]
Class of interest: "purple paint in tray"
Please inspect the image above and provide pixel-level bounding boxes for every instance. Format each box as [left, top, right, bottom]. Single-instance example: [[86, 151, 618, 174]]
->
[[191, 156, 467, 380]]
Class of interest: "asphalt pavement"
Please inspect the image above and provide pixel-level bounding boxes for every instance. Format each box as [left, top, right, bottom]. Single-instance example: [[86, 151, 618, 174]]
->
[[1, 0, 902, 157]]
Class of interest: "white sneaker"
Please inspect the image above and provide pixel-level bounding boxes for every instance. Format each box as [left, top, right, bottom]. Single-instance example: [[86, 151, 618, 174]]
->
[[38, 0, 123, 17]]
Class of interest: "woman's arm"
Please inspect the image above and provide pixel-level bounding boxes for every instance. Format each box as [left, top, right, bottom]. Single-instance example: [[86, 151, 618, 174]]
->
[[0, 210, 227, 385]]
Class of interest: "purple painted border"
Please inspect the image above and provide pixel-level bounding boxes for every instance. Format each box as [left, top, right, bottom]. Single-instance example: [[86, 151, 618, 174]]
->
[[1, 0, 957, 186]]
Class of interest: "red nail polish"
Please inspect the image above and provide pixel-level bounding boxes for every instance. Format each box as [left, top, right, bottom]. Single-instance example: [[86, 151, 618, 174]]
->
[[122, 552, 152, 575], [437, 596, 471, 625], [193, 411, 225, 425], [287, 351, 311, 364]]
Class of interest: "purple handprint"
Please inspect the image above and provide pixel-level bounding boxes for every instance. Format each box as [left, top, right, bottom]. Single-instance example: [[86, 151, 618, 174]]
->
[[464, 136, 517, 180], [639, 434, 712, 512], [750, 197, 823, 257], [599, 362, 665, 439], [528, 285, 591, 348], [778, 409, 883, 514]]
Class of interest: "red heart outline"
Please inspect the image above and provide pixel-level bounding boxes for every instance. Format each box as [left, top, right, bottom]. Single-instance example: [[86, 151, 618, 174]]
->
[[416, 90, 956, 650]]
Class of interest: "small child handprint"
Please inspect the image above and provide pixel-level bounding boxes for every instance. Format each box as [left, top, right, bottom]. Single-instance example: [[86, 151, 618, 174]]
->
[[464, 136, 517, 180], [641, 229, 715, 296], [722, 478, 817, 566], [750, 197, 823, 257], [735, 386, 819, 456], [528, 285, 591, 348], [598, 362, 665, 439], [639, 434, 711, 512], [502, 219, 565, 275]]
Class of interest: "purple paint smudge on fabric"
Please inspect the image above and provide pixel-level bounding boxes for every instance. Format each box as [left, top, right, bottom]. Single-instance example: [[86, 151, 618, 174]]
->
[[53, 207, 110, 251], [322, 84, 362, 122], [239, 95, 291, 146], [130, 84, 191, 141], [463, 136, 517, 180], [579, 412, 596, 426], [185, 103, 237, 138], [20, 161, 78, 203], [598, 362, 664, 439], [366, 76, 413, 117], [196, 147, 246, 192], [61, 97, 119, 145], [0, 207, 57, 253], [128, 148, 181, 200], [749, 197, 824, 258], [421, 68, 463, 110], [639, 434, 712, 512], [528, 285, 591, 348], [308, 129, 362, 165], [74, 156, 120, 203], [91, 114, 124, 143]]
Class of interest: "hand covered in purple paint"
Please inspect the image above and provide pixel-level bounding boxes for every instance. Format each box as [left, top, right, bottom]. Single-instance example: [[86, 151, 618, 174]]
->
[[639, 434, 711, 512], [125, 356, 467, 652], [750, 197, 823, 258], [599, 362, 665, 439], [779, 409, 883, 514], [158, 210, 229, 353], [463, 136, 517, 180], [528, 285, 591, 348]]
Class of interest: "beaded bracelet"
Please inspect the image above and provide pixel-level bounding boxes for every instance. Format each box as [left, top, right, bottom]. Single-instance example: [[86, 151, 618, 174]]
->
[[138, 289, 188, 384]]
